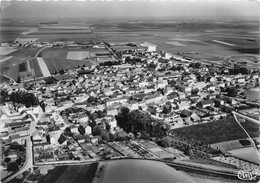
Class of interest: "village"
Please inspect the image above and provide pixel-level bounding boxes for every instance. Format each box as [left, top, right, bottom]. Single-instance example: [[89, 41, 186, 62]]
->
[[0, 41, 260, 180]]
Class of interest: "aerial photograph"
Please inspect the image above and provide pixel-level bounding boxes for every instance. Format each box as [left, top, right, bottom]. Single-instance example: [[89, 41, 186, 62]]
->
[[0, 0, 259, 182]]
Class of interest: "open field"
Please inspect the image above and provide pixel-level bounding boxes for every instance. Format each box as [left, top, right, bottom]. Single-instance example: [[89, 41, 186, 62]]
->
[[37, 163, 98, 183], [1, 18, 259, 82], [0, 21, 40, 43], [102, 159, 197, 183], [228, 147, 260, 164], [43, 58, 90, 74], [37, 57, 51, 77], [66, 51, 90, 60], [0, 47, 17, 55], [29, 58, 43, 78], [166, 41, 187, 46], [0, 56, 13, 63], [15, 37, 38, 43], [170, 117, 259, 145], [95, 19, 259, 59], [4, 47, 41, 57], [1, 56, 29, 80], [41, 47, 109, 59]]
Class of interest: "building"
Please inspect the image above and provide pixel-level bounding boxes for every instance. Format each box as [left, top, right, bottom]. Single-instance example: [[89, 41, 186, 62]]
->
[[140, 42, 157, 52], [198, 100, 215, 108]]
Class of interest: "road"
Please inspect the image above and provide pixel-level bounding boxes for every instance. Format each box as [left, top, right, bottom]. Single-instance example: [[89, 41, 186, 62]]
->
[[101, 40, 119, 60], [2, 107, 43, 183], [233, 110, 260, 126]]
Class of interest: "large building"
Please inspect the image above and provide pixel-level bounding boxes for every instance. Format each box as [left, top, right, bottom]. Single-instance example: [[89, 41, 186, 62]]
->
[[140, 42, 157, 52]]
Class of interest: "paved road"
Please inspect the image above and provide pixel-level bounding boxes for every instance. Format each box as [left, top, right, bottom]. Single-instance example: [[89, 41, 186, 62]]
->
[[2, 107, 43, 183], [232, 111, 260, 126]]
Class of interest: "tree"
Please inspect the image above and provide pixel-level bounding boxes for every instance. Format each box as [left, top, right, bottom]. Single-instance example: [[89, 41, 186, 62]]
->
[[78, 125, 85, 135], [194, 62, 201, 68], [10, 91, 39, 108], [59, 69, 64, 75], [17, 76, 21, 83], [4, 157, 11, 163], [7, 162, 19, 172], [105, 123, 111, 131], [163, 104, 172, 114], [226, 87, 239, 97], [0, 89, 8, 104]]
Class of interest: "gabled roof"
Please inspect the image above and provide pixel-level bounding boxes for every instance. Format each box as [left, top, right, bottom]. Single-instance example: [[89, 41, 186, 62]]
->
[[201, 100, 214, 105], [9, 134, 21, 140]]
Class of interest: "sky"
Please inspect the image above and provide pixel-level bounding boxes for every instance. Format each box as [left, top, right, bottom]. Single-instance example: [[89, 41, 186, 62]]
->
[[1, 0, 259, 19]]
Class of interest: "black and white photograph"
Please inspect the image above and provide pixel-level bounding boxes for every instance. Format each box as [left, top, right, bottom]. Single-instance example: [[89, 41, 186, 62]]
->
[[0, 0, 259, 182]]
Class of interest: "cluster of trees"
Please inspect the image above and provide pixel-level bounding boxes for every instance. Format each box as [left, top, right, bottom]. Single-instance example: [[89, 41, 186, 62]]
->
[[228, 67, 250, 75], [189, 62, 201, 69], [99, 61, 120, 67], [10, 91, 39, 108], [125, 57, 142, 65], [226, 87, 239, 97], [220, 87, 239, 97], [0, 89, 8, 104], [4, 142, 25, 172], [115, 107, 169, 140]]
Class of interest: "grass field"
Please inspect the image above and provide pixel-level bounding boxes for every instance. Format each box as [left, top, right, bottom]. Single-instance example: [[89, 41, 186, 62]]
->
[[170, 117, 259, 145], [38, 163, 98, 183]]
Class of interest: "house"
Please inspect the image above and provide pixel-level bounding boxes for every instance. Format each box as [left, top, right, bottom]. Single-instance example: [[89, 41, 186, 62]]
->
[[58, 133, 67, 145], [144, 94, 163, 104], [180, 98, 191, 104], [177, 84, 192, 93], [85, 126, 92, 135], [106, 96, 129, 106], [76, 134, 90, 143], [192, 82, 207, 90], [176, 102, 190, 110], [187, 94, 201, 101], [32, 132, 43, 144], [48, 126, 62, 144], [212, 98, 224, 106], [177, 92, 186, 99], [198, 100, 215, 108], [157, 80, 168, 89], [9, 134, 22, 144]]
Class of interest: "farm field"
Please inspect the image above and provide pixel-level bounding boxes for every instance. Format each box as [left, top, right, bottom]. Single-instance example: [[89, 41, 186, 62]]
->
[[0, 47, 18, 55], [170, 117, 259, 145], [4, 47, 41, 57], [37, 57, 51, 77], [43, 58, 90, 74], [95, 19, 259, 59], [40, 47, 109, 59], [36, 163, 98, 183], [66, 51, 90, 60], [1, 18, 259, 83], [29, 58, 43, 78], [1, 56, 29, 80], [228, 147, 260, 164]]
